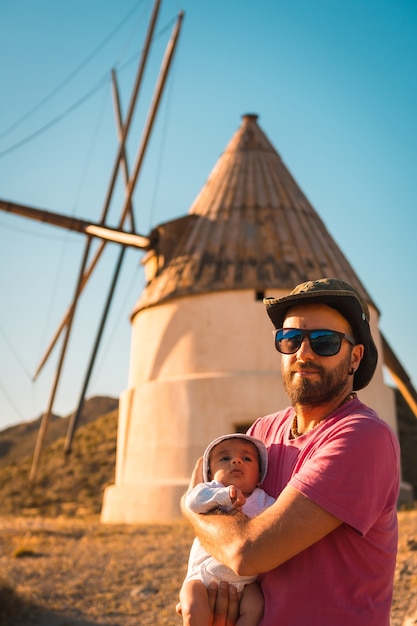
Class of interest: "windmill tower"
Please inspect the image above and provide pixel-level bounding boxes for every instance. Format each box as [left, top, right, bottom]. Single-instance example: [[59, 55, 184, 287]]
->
[[101, 113, 399, 523]]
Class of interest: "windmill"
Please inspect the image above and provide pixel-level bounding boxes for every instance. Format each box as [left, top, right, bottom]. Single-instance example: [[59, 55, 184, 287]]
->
[[1, 6, 416, 522], [0, 0, 184, 483], [100, 112, 416, 522]]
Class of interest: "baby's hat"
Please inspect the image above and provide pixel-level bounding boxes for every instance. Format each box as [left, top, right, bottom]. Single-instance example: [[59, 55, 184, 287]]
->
[[203, 433, 268, 483]]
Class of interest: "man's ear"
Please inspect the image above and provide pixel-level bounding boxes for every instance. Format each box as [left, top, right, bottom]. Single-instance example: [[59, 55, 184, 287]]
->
[[351, 343, 364, 372]]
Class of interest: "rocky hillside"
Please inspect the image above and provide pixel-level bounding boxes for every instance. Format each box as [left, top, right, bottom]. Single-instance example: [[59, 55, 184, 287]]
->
[[0, 396, 118, 469], [0, 396, 118, 517]]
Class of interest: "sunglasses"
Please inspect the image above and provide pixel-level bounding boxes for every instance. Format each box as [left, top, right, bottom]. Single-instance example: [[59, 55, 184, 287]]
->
[[274, 328, 355, 357]]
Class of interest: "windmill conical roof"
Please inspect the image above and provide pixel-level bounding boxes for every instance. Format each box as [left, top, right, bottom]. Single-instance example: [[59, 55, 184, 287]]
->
[[135, 114, 375, 313]]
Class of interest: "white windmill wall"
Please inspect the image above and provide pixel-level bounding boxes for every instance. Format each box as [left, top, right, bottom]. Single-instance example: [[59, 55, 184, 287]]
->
[[101, 289, 282, 523], [357, 307, 397, 434], [101, 289, 396, 523]]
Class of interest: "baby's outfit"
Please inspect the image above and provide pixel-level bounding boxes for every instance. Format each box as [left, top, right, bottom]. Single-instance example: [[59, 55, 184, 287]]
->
[[184, 480, 275, 592]]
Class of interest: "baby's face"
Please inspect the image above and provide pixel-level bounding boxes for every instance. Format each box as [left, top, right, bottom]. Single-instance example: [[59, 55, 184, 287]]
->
[[209, 439, 260, 496]]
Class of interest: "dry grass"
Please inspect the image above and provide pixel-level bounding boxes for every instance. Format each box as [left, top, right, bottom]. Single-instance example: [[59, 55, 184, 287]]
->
[[0, 399, 416, 624], [0, 510, 415, 625], [0, 516, 193, 626]]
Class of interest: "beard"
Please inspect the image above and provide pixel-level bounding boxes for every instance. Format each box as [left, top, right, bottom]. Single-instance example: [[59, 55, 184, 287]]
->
[[281, 354, 352, 407]]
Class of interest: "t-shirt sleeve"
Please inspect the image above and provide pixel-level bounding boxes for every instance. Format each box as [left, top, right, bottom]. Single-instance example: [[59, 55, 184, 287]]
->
[[289, 416, 400, 535]]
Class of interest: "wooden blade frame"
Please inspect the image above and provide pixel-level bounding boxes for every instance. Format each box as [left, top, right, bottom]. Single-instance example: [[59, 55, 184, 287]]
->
[[63, 13, 185, 455], [27, 1, 185, 483], [0, 200, 150, 249]]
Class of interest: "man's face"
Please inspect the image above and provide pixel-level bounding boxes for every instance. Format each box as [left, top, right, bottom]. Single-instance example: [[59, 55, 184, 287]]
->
[[280, 303, 362, 406]]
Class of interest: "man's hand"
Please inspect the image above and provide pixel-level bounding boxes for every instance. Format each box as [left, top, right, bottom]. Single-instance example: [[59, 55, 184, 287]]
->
[[207, 581, 239, 626], [229, 485, 246, 510]]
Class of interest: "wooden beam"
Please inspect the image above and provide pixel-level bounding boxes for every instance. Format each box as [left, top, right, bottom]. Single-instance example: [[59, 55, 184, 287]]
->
[[0, 199, 150, 248], [381, 332, 417, 419]]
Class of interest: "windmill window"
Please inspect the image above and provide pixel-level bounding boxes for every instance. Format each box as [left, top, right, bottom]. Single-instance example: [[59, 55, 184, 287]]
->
[[234, 424, 253, 434]]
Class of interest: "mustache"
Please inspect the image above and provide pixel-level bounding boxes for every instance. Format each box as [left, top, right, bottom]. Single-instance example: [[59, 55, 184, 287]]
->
[[291, 362, 323, 375]]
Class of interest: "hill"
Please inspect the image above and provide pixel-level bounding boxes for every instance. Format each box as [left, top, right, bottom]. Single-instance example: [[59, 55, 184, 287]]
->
[[0, 396, 118, 517], [0, 396, 118, 469]]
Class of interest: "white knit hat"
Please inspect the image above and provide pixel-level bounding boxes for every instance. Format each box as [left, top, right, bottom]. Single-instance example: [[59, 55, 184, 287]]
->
[[203, 433, 268, 483]]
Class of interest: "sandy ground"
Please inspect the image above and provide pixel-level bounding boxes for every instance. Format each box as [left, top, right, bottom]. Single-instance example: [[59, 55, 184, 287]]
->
[[0, 509, 416, 625]]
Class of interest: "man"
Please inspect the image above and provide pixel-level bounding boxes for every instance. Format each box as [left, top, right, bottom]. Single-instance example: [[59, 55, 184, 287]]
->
[[181, 278, 400, 626]]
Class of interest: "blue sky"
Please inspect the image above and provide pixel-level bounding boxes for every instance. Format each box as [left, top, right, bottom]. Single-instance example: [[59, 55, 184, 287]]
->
[[0, 0, 416, 429]]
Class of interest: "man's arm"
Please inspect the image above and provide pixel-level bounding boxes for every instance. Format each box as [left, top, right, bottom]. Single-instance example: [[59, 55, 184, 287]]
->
[[181, 483, 342, 576]]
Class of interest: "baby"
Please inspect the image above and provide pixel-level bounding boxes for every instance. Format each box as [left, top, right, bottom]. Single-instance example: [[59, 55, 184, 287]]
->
[[179, 433, 274, 626]]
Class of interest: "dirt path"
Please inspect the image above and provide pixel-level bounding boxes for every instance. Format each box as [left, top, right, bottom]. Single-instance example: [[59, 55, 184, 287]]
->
[[0, 510, 416, 625], [0, 517, 193, 626]]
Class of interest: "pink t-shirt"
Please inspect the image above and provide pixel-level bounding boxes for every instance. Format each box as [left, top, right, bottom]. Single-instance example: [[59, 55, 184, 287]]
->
[[248, 396, 400, 626]]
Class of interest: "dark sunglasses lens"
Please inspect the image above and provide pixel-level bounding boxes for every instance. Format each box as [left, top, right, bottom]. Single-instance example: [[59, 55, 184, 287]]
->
[[275, 329, 343, 356], [309, 331, 342, 356], [275, 329, 303, 354]]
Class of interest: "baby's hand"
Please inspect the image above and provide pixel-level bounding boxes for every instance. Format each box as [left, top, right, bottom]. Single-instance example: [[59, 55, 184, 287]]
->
[[229, 485, 246, 509]]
